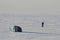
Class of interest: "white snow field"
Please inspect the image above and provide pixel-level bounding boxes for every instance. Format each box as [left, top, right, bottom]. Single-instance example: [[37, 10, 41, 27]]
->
[[0, 14, 60, 40]]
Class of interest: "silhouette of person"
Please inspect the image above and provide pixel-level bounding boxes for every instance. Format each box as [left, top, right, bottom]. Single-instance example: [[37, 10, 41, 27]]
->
[[13, 25, 22, 32], [42, 22, 44, 27]]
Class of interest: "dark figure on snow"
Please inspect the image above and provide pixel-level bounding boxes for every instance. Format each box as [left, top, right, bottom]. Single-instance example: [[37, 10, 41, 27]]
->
[[13, 25, 22, 32], [42, 22, 44, 27]]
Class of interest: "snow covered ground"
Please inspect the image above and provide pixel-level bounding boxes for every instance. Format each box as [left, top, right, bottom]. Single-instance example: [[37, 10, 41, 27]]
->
[[0, 14, 60, 40]]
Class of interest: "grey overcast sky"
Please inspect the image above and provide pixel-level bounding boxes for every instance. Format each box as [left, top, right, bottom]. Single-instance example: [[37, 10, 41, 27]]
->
[[0, 0, 60, 16]]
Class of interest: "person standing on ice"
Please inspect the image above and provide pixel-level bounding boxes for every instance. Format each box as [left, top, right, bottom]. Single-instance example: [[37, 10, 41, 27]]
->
[[42, 22, 44, 27]]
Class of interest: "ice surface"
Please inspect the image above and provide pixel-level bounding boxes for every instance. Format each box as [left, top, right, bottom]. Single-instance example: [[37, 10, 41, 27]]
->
[[0, 14, 60, 40]]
